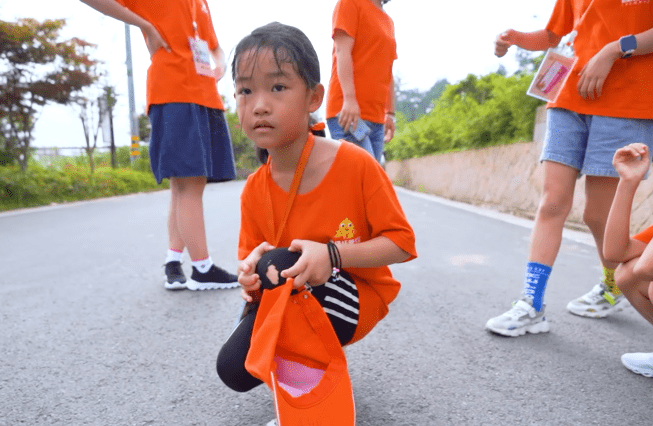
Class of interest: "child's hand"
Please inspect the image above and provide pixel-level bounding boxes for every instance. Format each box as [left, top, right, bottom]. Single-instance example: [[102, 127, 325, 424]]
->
[[495, 30, 515, 58], [613, 143, 650, 182], [577, 42, 620, 100], [237, 242, 275, 302], [282, 240, 332, 289]]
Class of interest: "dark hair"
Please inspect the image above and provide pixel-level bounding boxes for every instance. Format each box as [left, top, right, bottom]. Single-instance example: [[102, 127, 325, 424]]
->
[[231, 21, 320, 90], [233, 22, 323, 164]]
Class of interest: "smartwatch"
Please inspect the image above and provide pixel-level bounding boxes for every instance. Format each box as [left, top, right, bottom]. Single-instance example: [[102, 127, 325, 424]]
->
[[619, 35, 637, 58]]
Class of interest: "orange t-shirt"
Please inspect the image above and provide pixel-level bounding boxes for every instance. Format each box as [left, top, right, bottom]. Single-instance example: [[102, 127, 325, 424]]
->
[[238, 141, 417, 344], [116, 0, 224, 112], [546, 0, 653, 119], [326, 0, 397, 124]]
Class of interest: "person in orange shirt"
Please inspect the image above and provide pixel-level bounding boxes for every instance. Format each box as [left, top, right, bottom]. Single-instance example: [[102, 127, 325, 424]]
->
[[80, 0, 238, 291], [326, 0, 396, 163], [216, 22, 416, 423], [485, 0, 653, 337], [603, 143, 653, 377]]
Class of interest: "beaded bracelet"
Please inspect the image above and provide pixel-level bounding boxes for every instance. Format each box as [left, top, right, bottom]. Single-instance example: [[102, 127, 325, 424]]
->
[[327, 240, 342, 278]]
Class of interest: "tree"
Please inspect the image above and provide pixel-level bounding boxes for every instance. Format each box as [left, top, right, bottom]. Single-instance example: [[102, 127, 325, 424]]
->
[[99, 86, 118, 168], [138, 112, 150, 143], [74, 83, 116, 174], [0, 18, 98, 170], [394, 78, 449, 122]]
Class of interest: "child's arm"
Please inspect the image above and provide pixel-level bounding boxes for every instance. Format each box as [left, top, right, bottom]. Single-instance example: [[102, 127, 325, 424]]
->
[[494, 29, 561, 58], [79, 0, 170, 56], [281, 236, 411, 289], [333, 30, 360, 134], [603, 143, 650, 263], [211, 46, 227, 81]]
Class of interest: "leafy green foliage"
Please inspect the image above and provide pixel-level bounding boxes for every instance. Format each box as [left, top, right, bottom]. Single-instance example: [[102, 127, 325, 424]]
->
[[385, 72, 544, 161], [395, 78, 449, 121], [223, 105, 258, 171], [0, 18, 98, 170], [0, 159, 166, 211]]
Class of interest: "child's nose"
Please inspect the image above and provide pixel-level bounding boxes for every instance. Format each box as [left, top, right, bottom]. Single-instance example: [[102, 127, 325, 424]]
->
[[252, 94, 270, 115]]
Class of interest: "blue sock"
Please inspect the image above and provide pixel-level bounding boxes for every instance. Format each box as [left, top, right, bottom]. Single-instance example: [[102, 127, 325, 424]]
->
[[523, 262, 551, 312]]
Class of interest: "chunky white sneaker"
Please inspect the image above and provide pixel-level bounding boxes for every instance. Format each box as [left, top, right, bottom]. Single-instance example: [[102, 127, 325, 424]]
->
[[621, 352, 653, 378], [485, 298, 550, 337], [566, 282, 630, 318]]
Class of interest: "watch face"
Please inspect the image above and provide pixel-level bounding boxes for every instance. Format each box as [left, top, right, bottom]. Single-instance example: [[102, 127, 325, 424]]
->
[[620, 35, 637, 54]]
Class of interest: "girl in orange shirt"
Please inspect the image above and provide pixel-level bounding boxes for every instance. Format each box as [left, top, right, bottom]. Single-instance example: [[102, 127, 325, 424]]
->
[[326, 0, 397, 163], [80, 0, 238, 291], [486, 0, 653, 337], [216, 22, 416, 422]]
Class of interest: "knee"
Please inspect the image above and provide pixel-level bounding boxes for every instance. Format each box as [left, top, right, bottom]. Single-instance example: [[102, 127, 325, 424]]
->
[[537, 192, 572, 221], [216, 346, 257, 393]]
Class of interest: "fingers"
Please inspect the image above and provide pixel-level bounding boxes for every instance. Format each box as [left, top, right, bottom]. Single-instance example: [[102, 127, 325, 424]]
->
[[494, 31, 512, 58]]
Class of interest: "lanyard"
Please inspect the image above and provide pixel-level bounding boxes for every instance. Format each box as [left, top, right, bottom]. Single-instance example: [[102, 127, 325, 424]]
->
[[190, 0, 200, 37], [265, 133, 315, 247]]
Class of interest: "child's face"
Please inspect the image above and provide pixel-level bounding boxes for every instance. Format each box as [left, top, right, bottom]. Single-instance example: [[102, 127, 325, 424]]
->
[[234, 48, 323, 151]]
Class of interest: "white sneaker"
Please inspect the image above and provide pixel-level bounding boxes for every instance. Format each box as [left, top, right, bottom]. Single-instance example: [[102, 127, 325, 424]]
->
[[567, 282, 630, 318], [485, 298, 550, 337], [621, 352, 653, 378]]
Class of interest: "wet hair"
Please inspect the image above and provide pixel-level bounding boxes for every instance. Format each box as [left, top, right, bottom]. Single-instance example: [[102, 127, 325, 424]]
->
[[231, 21, 320, 90], [233, 22, 323, 164]]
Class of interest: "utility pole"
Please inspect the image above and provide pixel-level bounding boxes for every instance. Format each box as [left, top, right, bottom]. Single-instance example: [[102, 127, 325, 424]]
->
[[124, 24, 140, 164]]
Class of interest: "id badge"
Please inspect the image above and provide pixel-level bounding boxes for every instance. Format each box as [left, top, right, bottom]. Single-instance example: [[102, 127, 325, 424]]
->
[[188, 36, 213, 78], [526, 50, 576, 103]]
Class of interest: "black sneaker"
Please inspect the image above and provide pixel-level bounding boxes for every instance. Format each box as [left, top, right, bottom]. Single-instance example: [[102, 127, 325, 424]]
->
[[164, 261, 187, 291], [187, 264, 239, 291]]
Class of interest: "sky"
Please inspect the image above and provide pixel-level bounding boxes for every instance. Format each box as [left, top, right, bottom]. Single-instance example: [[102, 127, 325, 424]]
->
[[2, 0, 557, 150]]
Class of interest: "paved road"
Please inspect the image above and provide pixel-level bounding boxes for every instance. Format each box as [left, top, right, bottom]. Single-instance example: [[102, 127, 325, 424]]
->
[[1, 181, 651, 426]]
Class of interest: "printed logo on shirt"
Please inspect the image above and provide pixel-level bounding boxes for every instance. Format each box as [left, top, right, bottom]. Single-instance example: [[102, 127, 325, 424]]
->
[[622, 0, 649, 4], [334, 217, 360, 244]]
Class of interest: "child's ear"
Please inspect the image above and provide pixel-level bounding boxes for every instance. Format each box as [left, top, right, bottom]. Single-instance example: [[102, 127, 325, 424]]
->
[[308, 83, 325, 113]]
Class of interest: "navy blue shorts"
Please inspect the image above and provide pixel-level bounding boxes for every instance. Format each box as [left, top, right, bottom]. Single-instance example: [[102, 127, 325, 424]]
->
[[148, 103, 237, 184]]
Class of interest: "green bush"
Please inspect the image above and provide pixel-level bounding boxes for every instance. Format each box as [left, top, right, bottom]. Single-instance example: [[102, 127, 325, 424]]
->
[[0, 162, 167, 211], [385, 72, 544, 161]]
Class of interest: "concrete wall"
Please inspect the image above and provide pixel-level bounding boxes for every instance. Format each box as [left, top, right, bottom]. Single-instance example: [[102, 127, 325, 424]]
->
[[386, 106, 653, 234]]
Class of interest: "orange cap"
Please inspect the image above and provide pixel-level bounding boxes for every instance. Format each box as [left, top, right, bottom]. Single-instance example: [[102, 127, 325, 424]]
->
[[245, 279, 356, 425]]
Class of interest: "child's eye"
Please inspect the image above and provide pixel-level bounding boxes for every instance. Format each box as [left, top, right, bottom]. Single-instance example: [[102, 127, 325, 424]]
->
[[237, 87, 251, 95], [272, 84, 286, 92]]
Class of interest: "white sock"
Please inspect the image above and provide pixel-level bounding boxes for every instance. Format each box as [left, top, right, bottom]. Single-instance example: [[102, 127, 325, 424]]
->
[[165, 249, 183, 264], [192, 256, 213, 273]]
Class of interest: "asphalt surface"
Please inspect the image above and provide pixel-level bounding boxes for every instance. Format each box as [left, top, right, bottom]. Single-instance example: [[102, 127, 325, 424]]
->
[[1, 180, 651, 426]]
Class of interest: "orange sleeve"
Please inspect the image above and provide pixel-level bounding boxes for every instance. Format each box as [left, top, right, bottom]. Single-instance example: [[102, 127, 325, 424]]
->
[[363, 156, 417, 261], [634, 225, 653, 244], [332, 0, 359, 39], [545, 0, 574, 38]]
